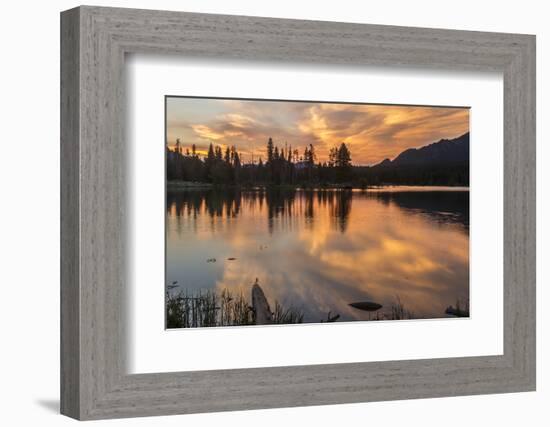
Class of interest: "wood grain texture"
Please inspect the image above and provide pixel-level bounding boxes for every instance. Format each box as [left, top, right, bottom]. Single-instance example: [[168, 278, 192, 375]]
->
[[60, 6, 536, 420], [60, 7, 80, 419]]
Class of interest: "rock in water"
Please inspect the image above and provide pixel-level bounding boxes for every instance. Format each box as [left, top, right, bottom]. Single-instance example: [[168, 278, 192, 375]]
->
[[445, 305, 469, 317], [349, 301, 383, 312], [252, 281, 272, 325]]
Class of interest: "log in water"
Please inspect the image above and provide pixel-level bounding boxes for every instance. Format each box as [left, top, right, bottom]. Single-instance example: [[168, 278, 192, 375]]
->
[[252, 281, 272, 324]]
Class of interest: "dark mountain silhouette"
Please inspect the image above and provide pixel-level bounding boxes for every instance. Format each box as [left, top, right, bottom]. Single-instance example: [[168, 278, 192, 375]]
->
[[374, 132, 469, 168], [377, 158, 392, 167], [353, 133, 469, 186]]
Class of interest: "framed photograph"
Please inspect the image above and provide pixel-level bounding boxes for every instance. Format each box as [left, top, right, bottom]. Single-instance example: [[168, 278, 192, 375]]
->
[[61, 6, 536, 420], [164, 96, 471, 328]]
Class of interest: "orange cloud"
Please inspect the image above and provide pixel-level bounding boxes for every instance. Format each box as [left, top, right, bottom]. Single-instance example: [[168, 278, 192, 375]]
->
[[167, 97, 469, 165]]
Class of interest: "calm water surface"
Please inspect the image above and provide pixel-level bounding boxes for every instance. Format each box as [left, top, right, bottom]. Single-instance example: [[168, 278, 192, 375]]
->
[[166, 187, 469, 323]]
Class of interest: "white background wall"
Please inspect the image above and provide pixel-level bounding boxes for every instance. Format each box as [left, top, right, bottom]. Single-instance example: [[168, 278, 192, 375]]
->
[[0, 0, 546, 425]]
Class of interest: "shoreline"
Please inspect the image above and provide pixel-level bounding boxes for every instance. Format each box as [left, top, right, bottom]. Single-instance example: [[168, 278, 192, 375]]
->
[[167, 181, 469, 191]]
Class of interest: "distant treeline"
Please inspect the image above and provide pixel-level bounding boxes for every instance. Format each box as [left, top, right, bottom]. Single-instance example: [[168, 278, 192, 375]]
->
[[167, 136, 468, 187]]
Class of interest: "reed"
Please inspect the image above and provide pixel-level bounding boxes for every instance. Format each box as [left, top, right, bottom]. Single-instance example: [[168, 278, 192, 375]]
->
[[166, 288, 304, 328], [272, 301, 304, 324], [365, 295, 415, 321], [389, 295, 415, 320]]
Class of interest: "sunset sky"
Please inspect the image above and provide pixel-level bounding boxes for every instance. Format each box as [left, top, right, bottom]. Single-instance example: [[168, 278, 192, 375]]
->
[[166, 97, 469, 166]]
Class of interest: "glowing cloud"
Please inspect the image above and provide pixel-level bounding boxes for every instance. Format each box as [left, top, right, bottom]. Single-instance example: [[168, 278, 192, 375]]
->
[[167, 97, 469, 165]]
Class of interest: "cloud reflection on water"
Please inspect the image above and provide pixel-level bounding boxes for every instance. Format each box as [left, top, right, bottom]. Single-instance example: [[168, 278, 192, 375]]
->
[[166, 188, 469, 322]]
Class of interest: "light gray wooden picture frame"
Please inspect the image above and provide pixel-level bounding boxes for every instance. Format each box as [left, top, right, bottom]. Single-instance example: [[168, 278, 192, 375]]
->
[[60, 5, 536, 421]]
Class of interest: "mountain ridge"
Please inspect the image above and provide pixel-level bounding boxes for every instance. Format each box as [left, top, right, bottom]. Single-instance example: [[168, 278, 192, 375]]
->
[[373, 132, 469, 168]]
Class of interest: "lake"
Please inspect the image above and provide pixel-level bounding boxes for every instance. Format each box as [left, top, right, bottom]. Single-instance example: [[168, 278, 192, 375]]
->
[[166, 187, 469, 325]]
